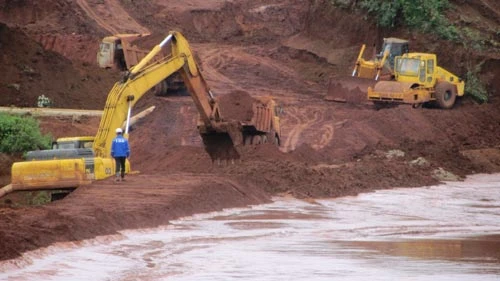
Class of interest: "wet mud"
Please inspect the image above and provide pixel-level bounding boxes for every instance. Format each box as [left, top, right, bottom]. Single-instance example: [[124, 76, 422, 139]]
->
[[1, 174, 499, 280]]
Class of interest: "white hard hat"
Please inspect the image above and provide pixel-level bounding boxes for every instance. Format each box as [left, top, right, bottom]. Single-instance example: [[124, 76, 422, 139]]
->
[[115, 128, 123, 134]]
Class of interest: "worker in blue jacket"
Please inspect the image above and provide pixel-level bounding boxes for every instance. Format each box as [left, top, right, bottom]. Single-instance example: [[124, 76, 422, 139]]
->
[[111, 128, 130, 182]]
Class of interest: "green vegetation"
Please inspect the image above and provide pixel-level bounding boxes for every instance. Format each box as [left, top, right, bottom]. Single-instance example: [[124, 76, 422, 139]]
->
[[329, 0, 458, 40], [329, 0, 352, 8], [460, 27, 486, 51], [464, 63, 488, 103], [0, 113, 52, 153]]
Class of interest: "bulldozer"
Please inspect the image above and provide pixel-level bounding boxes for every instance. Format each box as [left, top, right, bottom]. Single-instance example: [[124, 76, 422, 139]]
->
[[352, 37, 409, 80], [325, 37, 409, 103], [6, 31, 281, 200], [367, 52, 465, 109]]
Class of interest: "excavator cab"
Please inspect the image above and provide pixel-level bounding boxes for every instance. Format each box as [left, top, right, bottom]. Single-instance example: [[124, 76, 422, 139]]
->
[[52, 137, 95, 149], [376, 38, 410, 75], [352, 37, 409, 80]]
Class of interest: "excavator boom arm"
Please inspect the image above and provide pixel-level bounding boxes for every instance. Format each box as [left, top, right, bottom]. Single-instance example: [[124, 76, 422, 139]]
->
[[8, 31, 279, 196], [93, 31, 218, 158]]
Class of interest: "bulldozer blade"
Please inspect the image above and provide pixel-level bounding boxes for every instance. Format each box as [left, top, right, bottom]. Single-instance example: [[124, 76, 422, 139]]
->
[[325, 76, 376, 104]]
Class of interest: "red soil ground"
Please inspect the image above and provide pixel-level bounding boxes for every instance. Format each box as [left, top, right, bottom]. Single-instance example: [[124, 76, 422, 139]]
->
[[0, 0, 499, 261]]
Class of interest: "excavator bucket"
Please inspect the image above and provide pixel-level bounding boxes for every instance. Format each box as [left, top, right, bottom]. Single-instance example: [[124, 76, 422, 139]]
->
[[200, 123, 241, 162], [325, 76, 376, 104], [201, 133, 240, 162], [200, 91, 281, 162]]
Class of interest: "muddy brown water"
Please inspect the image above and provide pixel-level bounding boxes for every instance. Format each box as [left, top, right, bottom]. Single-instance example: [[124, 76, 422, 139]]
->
[[1, 174, 499, 280]]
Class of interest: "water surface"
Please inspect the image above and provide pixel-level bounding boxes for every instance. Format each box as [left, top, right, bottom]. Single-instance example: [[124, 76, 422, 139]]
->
[[1, 174, 499, 280]]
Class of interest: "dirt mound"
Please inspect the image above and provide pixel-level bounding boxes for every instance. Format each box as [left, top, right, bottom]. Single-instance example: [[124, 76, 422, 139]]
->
[[0, 0, 106, 64], [0, 23, 119, 109], [481, 58, 500, 98], [217, 90, 255, 121], [122, 0, 305, 44], [0, 0, 94, 34]]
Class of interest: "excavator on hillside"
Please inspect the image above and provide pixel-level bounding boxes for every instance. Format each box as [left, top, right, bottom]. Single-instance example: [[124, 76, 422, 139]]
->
[[7, 31, 281, 200]]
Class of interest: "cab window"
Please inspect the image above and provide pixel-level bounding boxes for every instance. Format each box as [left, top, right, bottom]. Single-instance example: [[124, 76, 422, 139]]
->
[[82, 141, 94, 149], [399, 58, 420, 76], [58, 142, 75, 149], [99, 43, 110, 52], [427, 59, 434, 74], [419, 60, 426, 82]]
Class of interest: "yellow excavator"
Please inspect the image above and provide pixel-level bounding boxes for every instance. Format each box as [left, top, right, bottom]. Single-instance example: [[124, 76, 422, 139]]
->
[[8, 31, 281, 198], [367, 52, 465, 109]]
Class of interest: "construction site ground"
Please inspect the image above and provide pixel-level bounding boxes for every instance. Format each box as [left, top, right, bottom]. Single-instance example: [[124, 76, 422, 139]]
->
[[1, 0, 500, 261]]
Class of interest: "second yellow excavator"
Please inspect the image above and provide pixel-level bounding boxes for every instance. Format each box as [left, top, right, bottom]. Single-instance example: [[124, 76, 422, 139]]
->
[[9, 31, 281, 196]]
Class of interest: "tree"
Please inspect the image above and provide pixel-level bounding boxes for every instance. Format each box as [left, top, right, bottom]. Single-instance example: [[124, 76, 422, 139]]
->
[[0, 114, 52, 153]]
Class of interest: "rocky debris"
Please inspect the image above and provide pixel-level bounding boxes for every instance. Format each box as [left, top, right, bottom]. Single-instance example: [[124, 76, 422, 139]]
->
[[432, 167, 462, 182], [386, 149, 405, 159], [409, 157, 429, 167]]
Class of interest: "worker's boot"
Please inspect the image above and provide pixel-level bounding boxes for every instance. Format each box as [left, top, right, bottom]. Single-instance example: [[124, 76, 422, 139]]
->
[[115, 173, 121, 182]]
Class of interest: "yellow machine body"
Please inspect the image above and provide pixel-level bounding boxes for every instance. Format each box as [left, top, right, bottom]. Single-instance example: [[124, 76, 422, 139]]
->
[[11, 159, 90, 190], [367, 53, 465, 109]]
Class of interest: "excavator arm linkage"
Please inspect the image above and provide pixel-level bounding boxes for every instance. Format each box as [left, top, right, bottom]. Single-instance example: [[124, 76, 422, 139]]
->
[[93, 31, 240, 161], [7, 31, 243, 197]]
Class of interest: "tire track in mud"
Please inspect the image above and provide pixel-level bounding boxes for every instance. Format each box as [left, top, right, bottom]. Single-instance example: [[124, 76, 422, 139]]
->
[[196, 45, 239, 94], [281, 105, 336, 152], [197, 43, 334, 153], [198, 44, 309, 97], [76, 0, 150, 35], [479, 0, 500, 20]]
